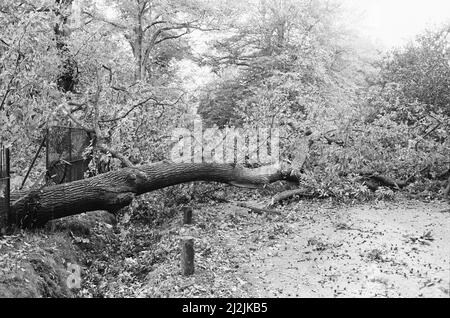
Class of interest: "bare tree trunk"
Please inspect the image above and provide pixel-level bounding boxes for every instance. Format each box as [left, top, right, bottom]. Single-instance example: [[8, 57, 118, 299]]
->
[[54, 0, 78, 92], [10, 162, 296, 228], [134, 25, 144, 81], [133, 1, 147, 82]]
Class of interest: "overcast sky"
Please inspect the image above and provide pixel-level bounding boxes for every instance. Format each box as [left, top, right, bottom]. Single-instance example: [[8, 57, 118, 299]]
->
[[341, 0, 450, 49], [98, 0, 450, 50]]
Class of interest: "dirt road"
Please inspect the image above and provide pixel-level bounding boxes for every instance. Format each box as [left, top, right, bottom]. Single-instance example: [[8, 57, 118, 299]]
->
[[242, 200, 450, 298]]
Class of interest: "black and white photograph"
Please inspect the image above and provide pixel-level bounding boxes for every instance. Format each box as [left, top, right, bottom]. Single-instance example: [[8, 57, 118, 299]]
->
[[0, 0, 449, 301]]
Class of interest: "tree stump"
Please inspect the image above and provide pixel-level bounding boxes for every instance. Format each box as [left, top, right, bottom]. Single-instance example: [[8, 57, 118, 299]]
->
[[181, 237, 194, 276]]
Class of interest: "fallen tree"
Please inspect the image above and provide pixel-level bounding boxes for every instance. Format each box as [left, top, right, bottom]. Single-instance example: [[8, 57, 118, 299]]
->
[[8, 117, 449, 228], [9, 156, 450, 228], [10, 162, 297, 228]]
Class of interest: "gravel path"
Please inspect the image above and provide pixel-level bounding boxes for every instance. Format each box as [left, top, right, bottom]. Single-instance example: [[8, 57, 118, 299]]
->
[[242, 200, 450, 298]]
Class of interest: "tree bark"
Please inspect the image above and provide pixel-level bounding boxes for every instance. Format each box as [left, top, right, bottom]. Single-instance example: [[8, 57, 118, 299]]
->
[[10, 162, 295, 228], [54, 0, 78, 92]]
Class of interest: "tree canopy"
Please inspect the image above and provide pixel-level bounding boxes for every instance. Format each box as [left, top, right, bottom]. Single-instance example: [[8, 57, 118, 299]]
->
[[0, 0, 448, 200]]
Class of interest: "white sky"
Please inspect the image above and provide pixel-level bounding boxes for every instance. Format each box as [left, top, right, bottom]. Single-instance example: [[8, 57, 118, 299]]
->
[[99, 0, 450, 50], [340, 0, 450, 49]]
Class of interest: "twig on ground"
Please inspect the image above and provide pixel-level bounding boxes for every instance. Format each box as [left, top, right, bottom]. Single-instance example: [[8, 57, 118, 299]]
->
[[236, 203, 281, 216]]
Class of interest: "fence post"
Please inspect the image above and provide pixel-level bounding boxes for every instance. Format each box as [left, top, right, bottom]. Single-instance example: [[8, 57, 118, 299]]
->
[[182, 206, 193, 225], [0, 146, 10, 235], [181, 206, 194, 276], [181, 237, 195, 276]]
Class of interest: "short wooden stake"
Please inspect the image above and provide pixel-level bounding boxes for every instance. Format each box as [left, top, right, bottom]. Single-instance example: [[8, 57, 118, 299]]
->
[[181, 237, 194, 276], [182, 206, 193, 225]]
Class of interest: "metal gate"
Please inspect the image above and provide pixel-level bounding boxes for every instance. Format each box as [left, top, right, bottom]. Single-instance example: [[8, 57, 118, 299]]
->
[[0, 146, 10, 233], [46, 126, 91, 185]]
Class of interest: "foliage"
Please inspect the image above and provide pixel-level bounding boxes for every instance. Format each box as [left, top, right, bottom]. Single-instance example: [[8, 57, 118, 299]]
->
[[199, 0, 373, 129], [379, 26, 450, 117], [0, 0, 448, 201], [196, 3, 449, 200]]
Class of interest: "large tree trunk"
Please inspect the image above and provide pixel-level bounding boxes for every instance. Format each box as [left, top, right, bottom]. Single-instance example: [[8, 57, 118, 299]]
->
[[54, 0, 78, 92], [10, 162, 295, 228]]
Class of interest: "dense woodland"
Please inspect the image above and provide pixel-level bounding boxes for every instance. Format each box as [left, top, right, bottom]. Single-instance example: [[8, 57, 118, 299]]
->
[[0, 0, 449, 225], [0, 0, 449, 299]]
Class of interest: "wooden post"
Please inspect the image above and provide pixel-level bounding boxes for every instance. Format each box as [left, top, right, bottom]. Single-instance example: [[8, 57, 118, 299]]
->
[[182, 206, 193, 225], [181, 237, 194, 276], [181, 207, 194, 275], [0, 146, 10, 235]]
